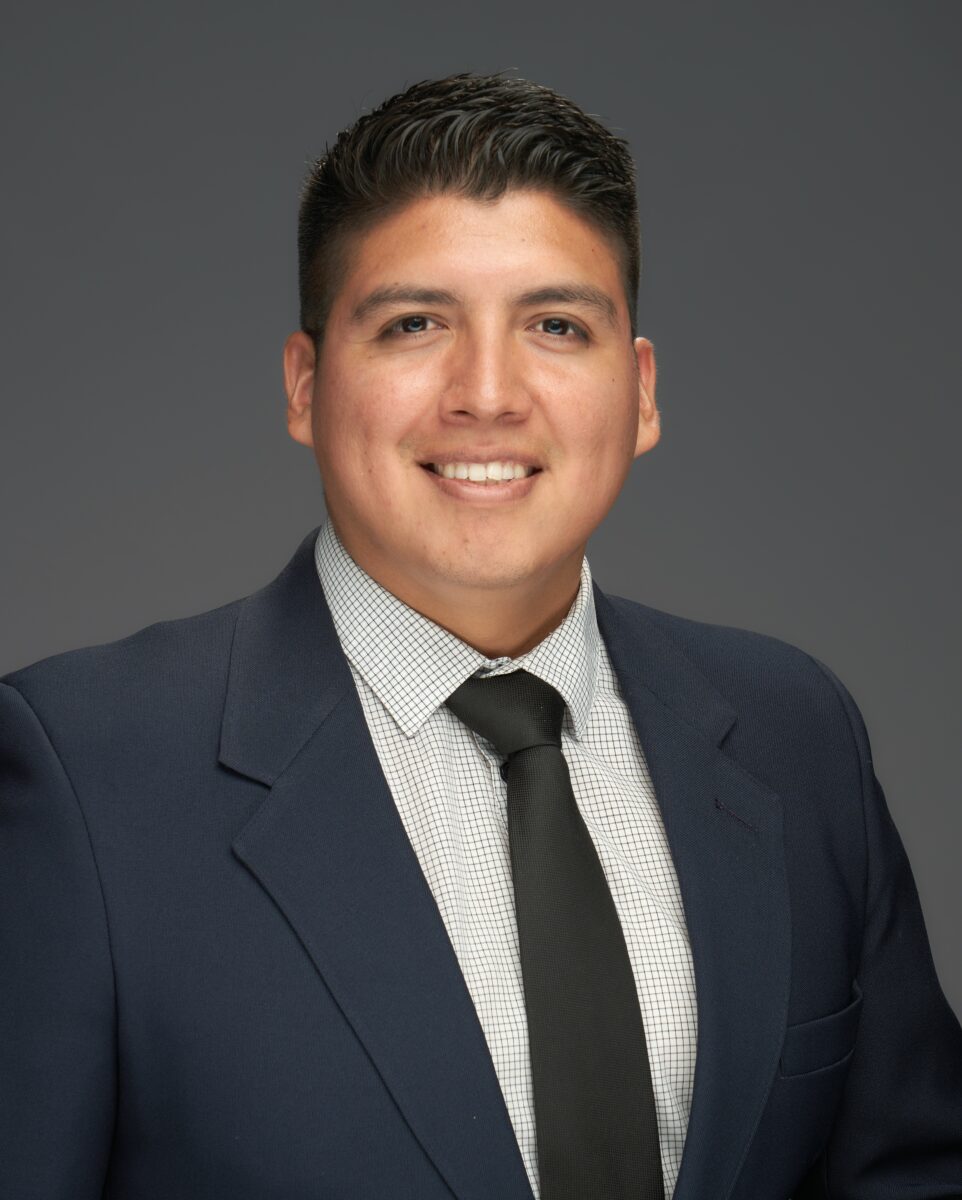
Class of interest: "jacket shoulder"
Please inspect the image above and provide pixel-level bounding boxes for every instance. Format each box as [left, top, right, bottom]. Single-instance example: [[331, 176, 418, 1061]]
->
[[605, 590, 824, 676], [600, 591, 868, 758], [1, 596, 246, 731]]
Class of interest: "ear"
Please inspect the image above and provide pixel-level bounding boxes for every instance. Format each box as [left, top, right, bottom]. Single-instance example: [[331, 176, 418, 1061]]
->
[[632, 336, 660, 459], [284, 330, 318, 450]]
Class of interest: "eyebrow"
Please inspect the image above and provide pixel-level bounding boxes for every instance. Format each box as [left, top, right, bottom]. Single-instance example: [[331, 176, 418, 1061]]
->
[[348, 283, 620, 329]]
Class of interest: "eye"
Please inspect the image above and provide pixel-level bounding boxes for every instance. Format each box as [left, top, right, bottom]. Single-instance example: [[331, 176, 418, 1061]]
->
[[534, 317, 589, 341], [381, 314, 442, 338]]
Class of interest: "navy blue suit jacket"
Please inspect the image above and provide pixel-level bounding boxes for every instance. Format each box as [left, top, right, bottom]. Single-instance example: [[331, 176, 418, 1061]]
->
[[2, 525, 961, 1199]]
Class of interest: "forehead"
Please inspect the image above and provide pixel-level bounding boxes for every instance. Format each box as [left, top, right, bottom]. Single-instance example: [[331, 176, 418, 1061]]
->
[[334, 189, 627, 307]]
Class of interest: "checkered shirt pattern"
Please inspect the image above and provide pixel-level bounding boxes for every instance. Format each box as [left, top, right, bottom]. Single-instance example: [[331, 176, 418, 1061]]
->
[[315, 517, 696, 1199]]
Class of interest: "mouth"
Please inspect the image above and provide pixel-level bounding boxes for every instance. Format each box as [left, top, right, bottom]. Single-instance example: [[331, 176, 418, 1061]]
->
[[418, 458, 543, 503], [419, 460, 542, 483]]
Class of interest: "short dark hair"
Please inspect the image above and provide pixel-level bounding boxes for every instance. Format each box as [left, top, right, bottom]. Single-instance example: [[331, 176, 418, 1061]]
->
[[297, 71, 640, 344]]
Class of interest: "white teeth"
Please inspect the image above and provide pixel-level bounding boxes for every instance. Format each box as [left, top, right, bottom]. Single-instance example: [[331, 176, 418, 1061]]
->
[[430, 461, 535, 482]]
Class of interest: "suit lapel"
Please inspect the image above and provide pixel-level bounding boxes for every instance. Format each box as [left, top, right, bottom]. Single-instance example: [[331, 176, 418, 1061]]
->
[[594, 587, 791, 1200], [221, 527, 534, 1200]]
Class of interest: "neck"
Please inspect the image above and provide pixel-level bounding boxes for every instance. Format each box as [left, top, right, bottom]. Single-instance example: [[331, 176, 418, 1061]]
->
[[333, 526, 584, 659], [408, 575, 582, 659]]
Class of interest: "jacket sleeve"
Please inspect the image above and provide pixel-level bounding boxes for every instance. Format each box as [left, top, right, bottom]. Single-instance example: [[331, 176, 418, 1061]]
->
[[0, 680, 116, 1199], [796, 658, 962, 1198]]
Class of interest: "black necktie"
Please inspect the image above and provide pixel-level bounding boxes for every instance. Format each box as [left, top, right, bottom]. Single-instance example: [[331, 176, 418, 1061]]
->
[[445, 669, 664, 1200]]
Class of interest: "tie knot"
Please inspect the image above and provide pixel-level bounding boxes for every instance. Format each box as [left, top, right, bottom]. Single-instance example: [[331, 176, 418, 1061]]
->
[[445, 669, 566, 758]]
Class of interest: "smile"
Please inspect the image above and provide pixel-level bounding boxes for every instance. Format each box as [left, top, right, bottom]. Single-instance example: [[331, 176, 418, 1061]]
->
[[423, 461, 539, 482], [419, 460, 542, 502]]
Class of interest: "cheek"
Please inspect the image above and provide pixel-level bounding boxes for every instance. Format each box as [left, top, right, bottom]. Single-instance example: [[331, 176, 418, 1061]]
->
[[321, 357, 436, 448], [314, 365, 424, 472], [562, 387, 639, 472]]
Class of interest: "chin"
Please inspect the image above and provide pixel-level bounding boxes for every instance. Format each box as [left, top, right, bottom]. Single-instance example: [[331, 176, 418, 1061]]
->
[[423, 552, 547, 593]]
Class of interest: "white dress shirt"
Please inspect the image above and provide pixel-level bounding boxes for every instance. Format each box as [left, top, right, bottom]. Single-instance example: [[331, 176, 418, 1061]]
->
[[314, 517, 696, 1198]]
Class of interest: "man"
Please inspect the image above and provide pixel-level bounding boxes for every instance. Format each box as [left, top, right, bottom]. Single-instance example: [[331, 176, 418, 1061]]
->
[[1, 71, 960, 1200]]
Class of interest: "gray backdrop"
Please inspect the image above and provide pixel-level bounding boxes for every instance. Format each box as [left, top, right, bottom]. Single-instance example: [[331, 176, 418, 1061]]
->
[[2, 3, 959, 1011]]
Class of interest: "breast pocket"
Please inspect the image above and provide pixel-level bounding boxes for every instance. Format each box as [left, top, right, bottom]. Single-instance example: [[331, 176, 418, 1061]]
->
[[778, 980, 863, 1077]]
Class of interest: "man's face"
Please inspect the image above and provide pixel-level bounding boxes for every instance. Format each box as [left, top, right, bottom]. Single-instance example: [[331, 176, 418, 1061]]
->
[[285, 188, 658, 609]]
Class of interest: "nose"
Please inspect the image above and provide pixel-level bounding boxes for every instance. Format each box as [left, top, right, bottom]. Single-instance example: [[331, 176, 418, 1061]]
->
[[439, 326, 533, 425]]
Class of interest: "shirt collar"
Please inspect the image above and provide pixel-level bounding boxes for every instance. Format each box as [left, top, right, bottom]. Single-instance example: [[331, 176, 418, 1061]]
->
[[314, 516, 600, 740]]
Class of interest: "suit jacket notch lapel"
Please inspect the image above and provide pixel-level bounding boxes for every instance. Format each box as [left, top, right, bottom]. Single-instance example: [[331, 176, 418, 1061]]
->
[[219, 527, 352, 786], [594, 585, 792, 1200], [222, 527, 534, 1200]]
